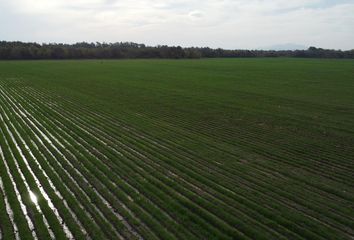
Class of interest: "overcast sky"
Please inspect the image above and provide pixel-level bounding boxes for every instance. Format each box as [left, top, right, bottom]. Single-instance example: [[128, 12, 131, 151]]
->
[[1, 0, 353, 50]]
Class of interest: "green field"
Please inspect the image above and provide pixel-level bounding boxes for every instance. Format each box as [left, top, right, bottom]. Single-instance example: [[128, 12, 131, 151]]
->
[[0, 58, 353, 240]]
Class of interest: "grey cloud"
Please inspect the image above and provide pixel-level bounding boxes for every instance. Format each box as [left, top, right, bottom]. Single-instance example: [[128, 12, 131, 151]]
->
[[0, 0, 353, 49]]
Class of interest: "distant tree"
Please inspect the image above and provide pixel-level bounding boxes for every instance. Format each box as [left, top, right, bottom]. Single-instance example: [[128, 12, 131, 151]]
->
[[0, 41, 352, 60]]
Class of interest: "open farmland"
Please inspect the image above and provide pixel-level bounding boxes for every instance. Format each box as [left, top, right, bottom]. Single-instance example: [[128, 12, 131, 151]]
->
[[0, 58, 353, 240]]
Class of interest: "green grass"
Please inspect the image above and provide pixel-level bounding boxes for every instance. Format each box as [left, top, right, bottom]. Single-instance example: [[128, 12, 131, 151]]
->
[[0, 58, 353, 240]]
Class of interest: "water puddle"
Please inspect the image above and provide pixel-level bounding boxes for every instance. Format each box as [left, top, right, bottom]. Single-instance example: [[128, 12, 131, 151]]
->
[[1, 119, 55, 239], [29, 191, 38, 205], [3, 84, 151, 240], [1, 89, 122, 240], [0, 90, 78, 239], [0, 176, 20, 240], [0, 128, 38, 240]]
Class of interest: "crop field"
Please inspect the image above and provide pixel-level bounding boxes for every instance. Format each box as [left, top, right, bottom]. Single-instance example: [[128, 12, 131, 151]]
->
[[0, 58, 353, 240]]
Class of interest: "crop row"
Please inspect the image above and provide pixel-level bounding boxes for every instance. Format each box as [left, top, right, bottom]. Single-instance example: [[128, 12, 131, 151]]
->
[[0, 79, 353, 240]]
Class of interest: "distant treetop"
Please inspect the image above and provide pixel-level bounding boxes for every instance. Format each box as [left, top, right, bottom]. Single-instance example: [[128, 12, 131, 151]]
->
[[0, 41, 353, 60]]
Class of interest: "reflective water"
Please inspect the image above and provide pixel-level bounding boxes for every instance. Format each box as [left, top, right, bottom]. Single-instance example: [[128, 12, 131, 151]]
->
[[29, 191, 38, 205]]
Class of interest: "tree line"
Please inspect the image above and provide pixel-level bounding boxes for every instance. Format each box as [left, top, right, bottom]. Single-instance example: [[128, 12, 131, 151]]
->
[[0, 41, 353, 59]]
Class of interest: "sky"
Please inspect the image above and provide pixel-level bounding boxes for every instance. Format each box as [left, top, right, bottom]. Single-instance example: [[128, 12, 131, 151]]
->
[[0, 0, 354, 50]]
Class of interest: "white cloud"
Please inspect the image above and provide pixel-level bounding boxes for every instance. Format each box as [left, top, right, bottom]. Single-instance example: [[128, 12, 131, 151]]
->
[[0, 0, 353, 49]]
